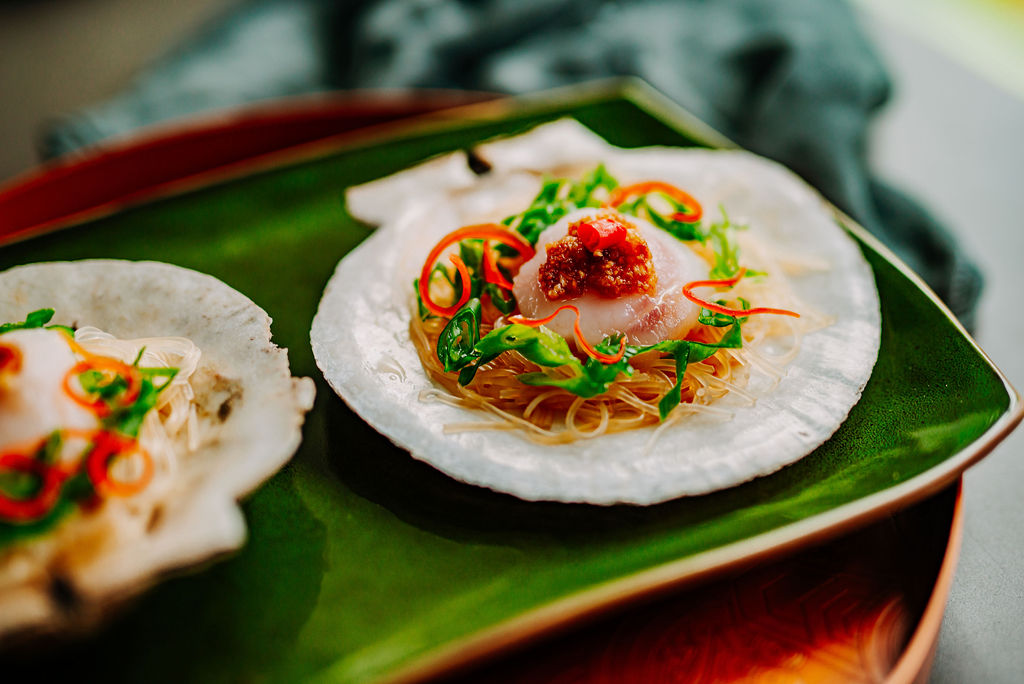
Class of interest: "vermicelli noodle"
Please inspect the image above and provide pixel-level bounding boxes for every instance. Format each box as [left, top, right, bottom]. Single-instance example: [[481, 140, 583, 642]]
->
[[410, 247, 818, 445]]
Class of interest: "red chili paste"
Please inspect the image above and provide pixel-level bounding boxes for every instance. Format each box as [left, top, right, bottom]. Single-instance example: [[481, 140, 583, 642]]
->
[[538, 214, 656, 299]]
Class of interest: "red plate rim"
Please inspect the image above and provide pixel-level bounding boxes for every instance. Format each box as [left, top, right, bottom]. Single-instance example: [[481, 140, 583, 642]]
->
[[0, 89, 498, 246]]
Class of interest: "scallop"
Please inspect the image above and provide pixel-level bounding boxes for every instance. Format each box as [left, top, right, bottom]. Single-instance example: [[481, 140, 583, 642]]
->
[[512, 208, 712, 345], [0, 259, 315, 638], [0, 328, 98, 449], [315, 119, 881, 505]]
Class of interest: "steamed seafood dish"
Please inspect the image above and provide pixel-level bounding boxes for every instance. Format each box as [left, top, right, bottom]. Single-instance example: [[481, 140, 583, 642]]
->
[[0, 260, 314, 636], [312, 121, 880, 504]]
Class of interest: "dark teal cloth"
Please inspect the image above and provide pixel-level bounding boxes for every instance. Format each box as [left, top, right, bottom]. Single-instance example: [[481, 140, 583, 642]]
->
[[40, 0, 982, 327]]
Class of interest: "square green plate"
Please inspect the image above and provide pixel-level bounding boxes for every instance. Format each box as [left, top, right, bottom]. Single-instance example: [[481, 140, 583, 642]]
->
[[1, 81, 1019, 683]]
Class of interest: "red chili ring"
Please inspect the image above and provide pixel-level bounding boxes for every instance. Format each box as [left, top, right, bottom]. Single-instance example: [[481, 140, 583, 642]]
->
[[85, 432, 153, 498], [0, 447, 69, 522], [62, 357, 143, 417]]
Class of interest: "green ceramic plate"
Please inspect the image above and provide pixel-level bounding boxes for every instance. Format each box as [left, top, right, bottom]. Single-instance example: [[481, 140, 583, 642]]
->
[[0, 81, 1019, 683]]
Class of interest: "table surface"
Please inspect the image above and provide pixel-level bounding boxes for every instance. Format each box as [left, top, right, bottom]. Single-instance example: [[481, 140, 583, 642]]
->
[[858, 9, 1024, 683]]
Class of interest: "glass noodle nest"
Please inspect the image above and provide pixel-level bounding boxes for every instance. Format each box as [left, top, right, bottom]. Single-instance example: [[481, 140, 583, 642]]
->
[[411, 236, 817, 445]]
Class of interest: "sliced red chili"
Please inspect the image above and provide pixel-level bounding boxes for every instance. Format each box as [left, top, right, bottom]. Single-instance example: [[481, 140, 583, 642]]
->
[[62, 357, 143, 417], [482, 240, 514, 290], [0, 444, 68, 522], [419, 224, 535, 317], [609, 181, 703, 223], [574, 215, 629, 252], [683, 268, 800, 318], [509, 304, 627, 364], [85, 431, 153, 498]]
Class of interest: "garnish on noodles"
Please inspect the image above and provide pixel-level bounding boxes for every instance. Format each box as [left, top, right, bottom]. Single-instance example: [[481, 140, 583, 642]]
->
[[409, 167, 807, 442], [0, 308, 197, 530]]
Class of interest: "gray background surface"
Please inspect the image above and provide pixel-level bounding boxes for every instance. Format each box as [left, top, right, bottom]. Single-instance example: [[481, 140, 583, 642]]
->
[[862, 12, 1024, 681], [1, 1, 1021, 680]]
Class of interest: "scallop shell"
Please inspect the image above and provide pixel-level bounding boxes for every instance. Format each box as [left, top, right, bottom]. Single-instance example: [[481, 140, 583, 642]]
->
[[312, 121, 879, 505], [0, 260, 315, 635]]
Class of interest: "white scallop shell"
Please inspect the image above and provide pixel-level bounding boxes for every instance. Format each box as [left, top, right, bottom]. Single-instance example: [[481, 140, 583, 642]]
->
[[0, 260, 315, 634], [312, 121, 879, 505]]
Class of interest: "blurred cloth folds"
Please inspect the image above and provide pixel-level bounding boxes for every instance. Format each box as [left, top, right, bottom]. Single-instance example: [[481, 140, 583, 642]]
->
[[40, 0, 982, 326]]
